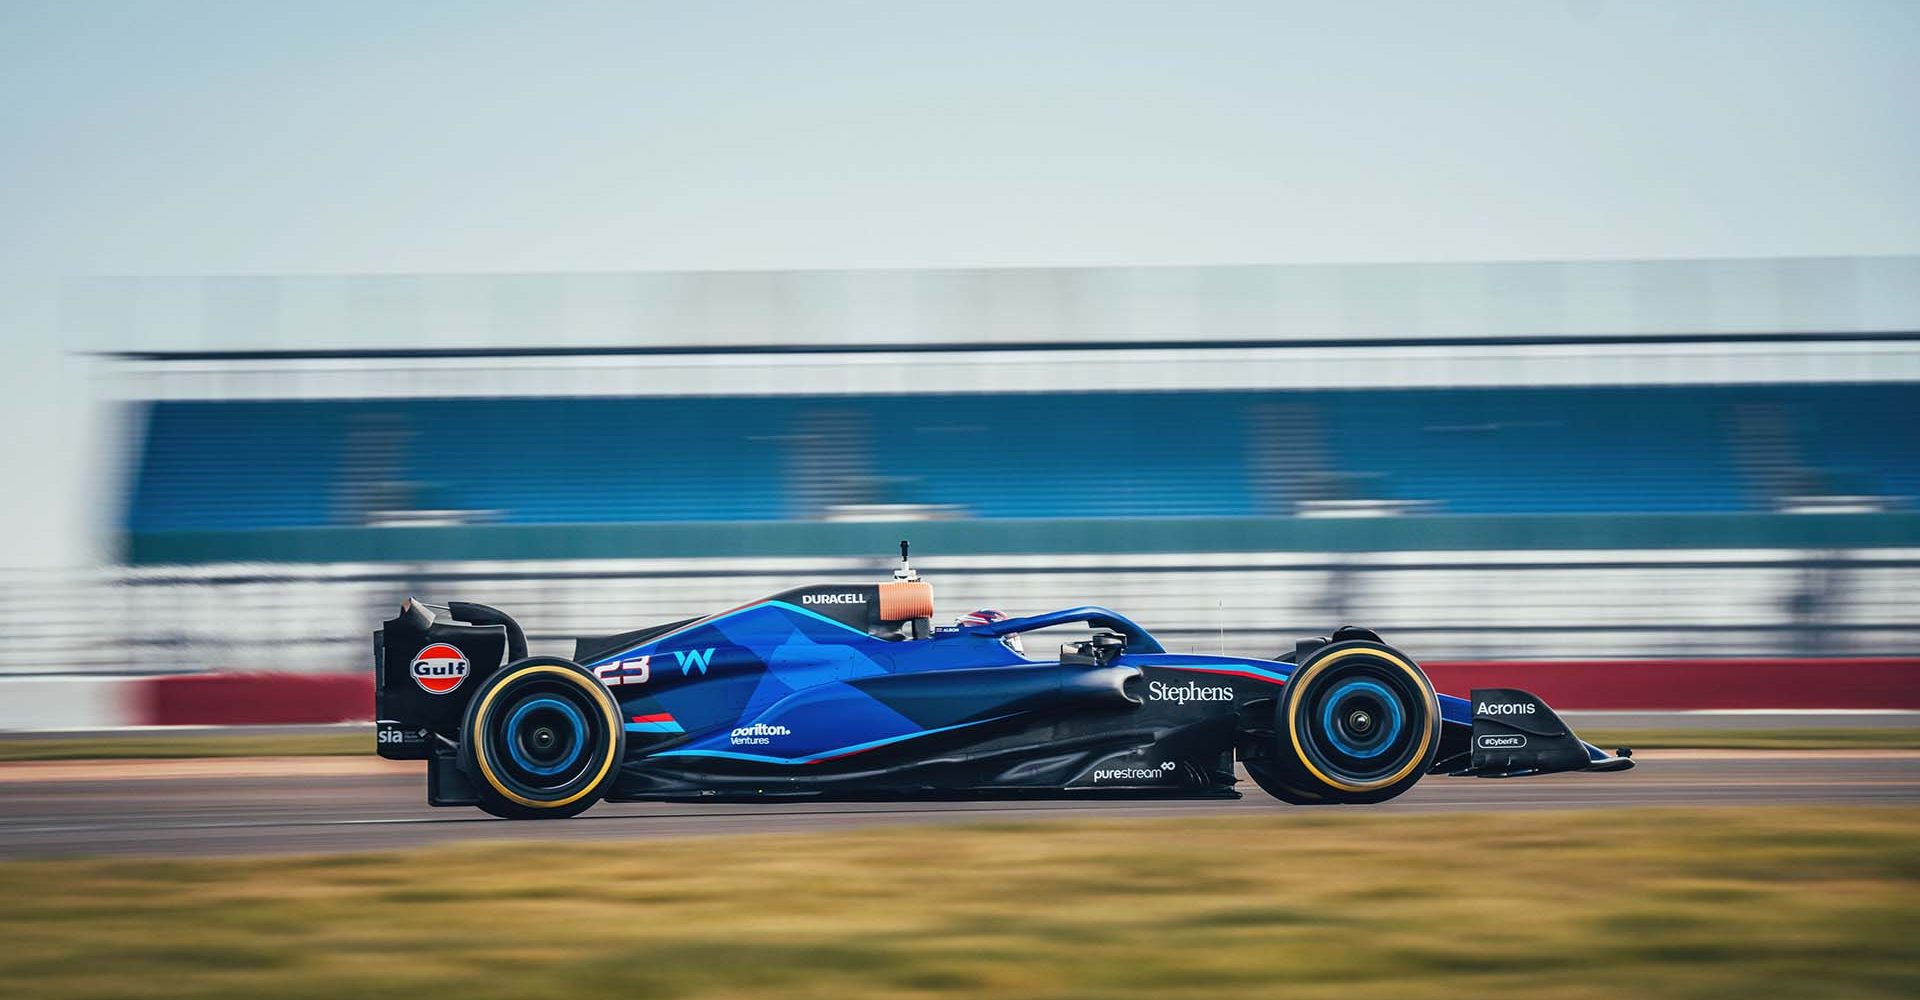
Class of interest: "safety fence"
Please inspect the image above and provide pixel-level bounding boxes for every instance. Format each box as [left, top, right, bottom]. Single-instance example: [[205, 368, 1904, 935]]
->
[[5, 657, 1916, 731], [3, 548, 1917, 680]]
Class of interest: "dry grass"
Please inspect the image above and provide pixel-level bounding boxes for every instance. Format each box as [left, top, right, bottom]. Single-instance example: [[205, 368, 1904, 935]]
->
[[0, 806, 1913, 999]]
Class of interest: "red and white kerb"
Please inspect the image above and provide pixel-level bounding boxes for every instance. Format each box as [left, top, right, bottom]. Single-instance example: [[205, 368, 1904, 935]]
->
[[410, 643, 469, 695]]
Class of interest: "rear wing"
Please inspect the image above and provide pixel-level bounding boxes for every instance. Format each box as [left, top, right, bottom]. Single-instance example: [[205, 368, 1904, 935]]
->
[[372, 599, 527, 759]]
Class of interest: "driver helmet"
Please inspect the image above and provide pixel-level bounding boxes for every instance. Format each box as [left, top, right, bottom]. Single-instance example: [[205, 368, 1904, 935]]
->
[[956, 608, 1023, 655]]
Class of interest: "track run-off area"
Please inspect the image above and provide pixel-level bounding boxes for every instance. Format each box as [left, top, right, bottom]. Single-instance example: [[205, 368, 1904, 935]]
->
[[0, 750, 1914, 858]]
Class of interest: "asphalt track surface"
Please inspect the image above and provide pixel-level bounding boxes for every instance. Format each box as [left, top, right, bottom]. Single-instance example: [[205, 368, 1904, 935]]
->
[[1, 751, 1915, 858]]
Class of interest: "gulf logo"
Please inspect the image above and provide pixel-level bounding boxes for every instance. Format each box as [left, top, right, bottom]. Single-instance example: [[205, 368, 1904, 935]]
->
[[410, 643, 469, 695]]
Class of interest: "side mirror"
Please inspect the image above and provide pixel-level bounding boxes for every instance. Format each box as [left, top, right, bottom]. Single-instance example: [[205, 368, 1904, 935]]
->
[[1060, 630, 1127, 667]]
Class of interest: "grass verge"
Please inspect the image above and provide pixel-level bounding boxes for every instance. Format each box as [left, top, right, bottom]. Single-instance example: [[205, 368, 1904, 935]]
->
[[0, 806, 1914, 1000]]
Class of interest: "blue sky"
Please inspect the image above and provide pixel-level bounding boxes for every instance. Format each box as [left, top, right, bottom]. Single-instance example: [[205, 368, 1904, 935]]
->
[[1, 0, 1916, 564], [5, 1, 1918, 277]]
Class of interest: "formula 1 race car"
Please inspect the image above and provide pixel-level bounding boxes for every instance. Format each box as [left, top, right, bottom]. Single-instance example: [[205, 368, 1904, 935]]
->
[[374, 544, 1632, 818]]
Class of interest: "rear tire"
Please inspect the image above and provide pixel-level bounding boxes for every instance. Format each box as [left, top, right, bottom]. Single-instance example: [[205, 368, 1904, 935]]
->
[[1257, 640, 1440, 805], [460, 657, 625, 819]]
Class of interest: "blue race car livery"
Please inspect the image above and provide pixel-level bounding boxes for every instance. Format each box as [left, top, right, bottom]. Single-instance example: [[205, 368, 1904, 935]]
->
[[374, 544, 1632, 819]]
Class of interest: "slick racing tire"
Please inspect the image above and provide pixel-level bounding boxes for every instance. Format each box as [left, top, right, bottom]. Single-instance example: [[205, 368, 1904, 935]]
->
[[1260, 640, 1441, 805], [460, 656, 626, 819]]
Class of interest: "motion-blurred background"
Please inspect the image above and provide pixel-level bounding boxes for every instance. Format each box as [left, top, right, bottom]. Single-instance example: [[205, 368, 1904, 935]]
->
[[1, 2, 1916, 727]]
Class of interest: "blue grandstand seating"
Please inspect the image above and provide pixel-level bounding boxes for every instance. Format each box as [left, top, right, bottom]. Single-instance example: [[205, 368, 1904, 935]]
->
[[125, 384, 1918, 531], [1314, 388, 1745, 514]]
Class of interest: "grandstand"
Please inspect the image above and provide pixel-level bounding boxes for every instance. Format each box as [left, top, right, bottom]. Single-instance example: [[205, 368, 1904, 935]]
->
[[127, 384, 1915, 532]]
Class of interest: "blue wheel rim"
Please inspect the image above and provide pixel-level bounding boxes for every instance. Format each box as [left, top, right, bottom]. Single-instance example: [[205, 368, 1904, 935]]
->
[[505, 695, 588, 776], [1318, 678, 1404, 759]]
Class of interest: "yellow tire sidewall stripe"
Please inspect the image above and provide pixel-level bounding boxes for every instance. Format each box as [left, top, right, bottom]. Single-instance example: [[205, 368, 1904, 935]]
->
[[1284, 647, 1437, 794], [472, 664, 621, 809]]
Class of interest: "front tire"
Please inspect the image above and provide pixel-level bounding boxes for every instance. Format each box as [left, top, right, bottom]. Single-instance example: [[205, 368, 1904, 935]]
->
[[1256, 640, 1440, 804], [1241, 763, 1331, 804], [460, 657, 625, 819]]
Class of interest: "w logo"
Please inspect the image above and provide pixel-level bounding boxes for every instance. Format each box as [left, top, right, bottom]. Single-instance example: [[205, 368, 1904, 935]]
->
[[672, 647, 716, 676]]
